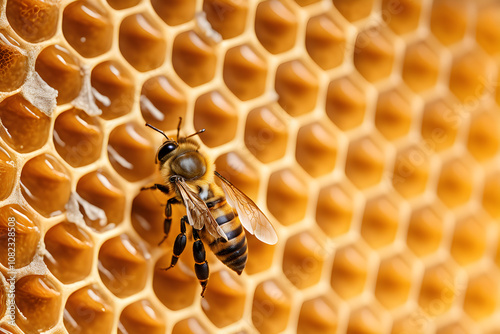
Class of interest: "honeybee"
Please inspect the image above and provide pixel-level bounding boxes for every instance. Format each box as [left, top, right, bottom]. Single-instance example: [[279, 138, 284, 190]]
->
[[142, 118, 277, 296]]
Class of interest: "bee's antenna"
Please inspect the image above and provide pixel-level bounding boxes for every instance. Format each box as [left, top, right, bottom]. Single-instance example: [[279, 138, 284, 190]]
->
[[145, 123, 170, 140], [177, 117, 182, 140], [185, 128, 206, 139]]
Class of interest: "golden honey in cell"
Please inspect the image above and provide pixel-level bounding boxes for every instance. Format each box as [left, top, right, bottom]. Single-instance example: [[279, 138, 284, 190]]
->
[[142, 119, 277, 296]]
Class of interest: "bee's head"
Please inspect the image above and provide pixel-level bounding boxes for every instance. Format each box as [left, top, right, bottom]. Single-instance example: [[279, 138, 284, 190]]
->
[[145, 120, 207, 179], [155, 140, 178, 164]]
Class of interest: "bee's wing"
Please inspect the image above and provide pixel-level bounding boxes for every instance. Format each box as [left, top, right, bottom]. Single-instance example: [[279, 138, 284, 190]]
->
[[174, 177, 228, 241], [215, 171, 278, 245]]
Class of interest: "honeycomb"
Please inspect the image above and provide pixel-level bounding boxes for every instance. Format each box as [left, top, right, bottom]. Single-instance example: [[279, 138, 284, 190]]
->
[[1, 0, 500, 333]]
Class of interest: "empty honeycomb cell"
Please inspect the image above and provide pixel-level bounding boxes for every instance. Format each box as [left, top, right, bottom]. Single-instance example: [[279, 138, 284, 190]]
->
[[476, 3, 500, 55], [62, 0, 113, 58], [296, 122, 337, 178], [375, 88, 413, 141], [297, 296, 338, 334], [193, 90, 238, 147], [201, 269, 246, 327], [252, 279, 291, 333], [282, 232, 325, 289], [15, 275, 61, 334], [254, 0, 297, 54], [381, 0, 422, 35], [436, 158, 473, 209], [0, 146, 16, 200], [214, 152, 260, 199], [333, 0, 374, 22], [172, 317, 210, 334], [406, 204, 444, 257], [374, 255, 412, 309], [347, 307, 384, 334], [0, 94, 50, 153], [449, 50, 490, 103], [98, 234, 149, 298], [140, 75, 187, 130], [63, 284, 114, 334], [266, 168, 308, 226], [118, 299, 165, 334], [223, 44, 267, 101], [360, 195, 399, 249], [275, 60, 319, 116], [151, 0, 195, 26], [53, 107, 103, 167], [5, 0, 58, 43], [430, 0, 469, 46], [172, 30, 217, 87], [463, 271, 499, 321], [421, 97, 459, 152], [0, 204, 39, 268], [482, 169, 500, 218], [244, 106, 288, 163], [331, 245, 368, 299], [44, 222, 93, 284], [91, 60, 134, 120], [131, 189, 168, 245], [203, 0, 248, 40], [467, 108, 500, 162], [325, 76, 367, 131], [305, 14, 345, 70], [153, 254, 198, 310], [76, 170, 125, 232], [35, 44, 83, 105], [392, 144, 430, 198], [344, 136, 385, 189], [245, 232, 276, 275], [418, 263, 457, 316], [107, 122, 156, 182], [20, 153, 71, 218], [353, 28, 395, 83], [315, 183, 353, 238], [119, 13, 167, 72], [402, 40, 440, 93], [107, 0, 141, 10], [450, 215, 487, 266], [0, 31, 27, 92]]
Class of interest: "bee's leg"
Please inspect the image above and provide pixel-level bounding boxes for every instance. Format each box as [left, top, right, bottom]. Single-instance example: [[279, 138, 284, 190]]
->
[[141, 183, 170, 194], [158, 197, 181, 246], [192, 229, 209, 297], [162, 215, 188, 271]]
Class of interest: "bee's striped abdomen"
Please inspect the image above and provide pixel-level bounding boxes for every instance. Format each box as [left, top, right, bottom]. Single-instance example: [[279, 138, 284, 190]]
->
[[204, 198, 248, 274]]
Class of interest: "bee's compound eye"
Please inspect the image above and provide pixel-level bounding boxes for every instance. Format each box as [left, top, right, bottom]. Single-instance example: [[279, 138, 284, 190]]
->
[[157, 142, 177, 161]]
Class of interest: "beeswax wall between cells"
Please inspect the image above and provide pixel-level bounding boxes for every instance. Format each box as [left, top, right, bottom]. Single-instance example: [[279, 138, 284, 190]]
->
[[1, 0, 500, 333]]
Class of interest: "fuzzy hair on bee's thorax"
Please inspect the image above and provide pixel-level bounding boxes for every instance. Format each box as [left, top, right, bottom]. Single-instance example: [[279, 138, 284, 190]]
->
[[158, 138, 216, 197]]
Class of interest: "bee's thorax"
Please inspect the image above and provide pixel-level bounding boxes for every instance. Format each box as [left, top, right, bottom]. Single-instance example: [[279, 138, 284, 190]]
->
[[171, 150, 207, 180]]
